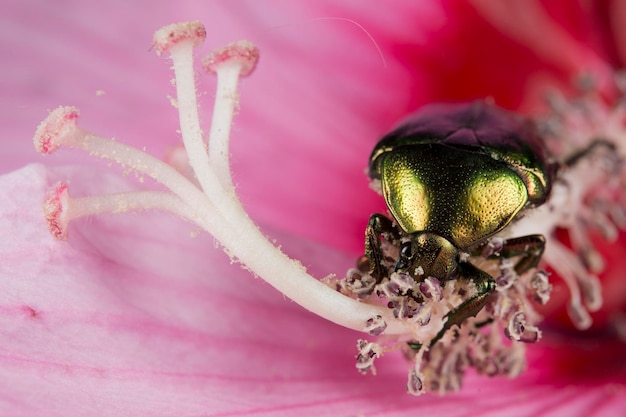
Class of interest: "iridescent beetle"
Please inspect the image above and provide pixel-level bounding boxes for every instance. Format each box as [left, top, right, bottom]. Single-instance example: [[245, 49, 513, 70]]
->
[[362, 102, 556, 345]]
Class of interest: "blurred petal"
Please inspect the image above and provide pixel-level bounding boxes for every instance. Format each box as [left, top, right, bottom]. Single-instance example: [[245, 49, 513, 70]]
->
[[0, 164, 360, 415], [471, 0, 614, 88], [610, 0, 626, 66]]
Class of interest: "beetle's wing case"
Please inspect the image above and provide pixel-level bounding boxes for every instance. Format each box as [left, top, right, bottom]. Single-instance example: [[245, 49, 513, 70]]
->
[[375, 142, 529, 248], [370, 102, 555, 203], [369, 102, 556, 248]]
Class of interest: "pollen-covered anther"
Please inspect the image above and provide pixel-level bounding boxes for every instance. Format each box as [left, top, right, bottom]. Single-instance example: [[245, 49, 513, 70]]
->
[[364, 314, 387, 336], [381, 279, 402, 298], [390, 297, 425, 322], [340, 268, 376, 298], [407, 364, 425, 396], [482, 236, 504, 257], [152, 21, 206, 56], [356, 339, 383, 375], [389, 272, 415, 294], [411, 302, 432, 325], [419, 276, 442, 300], [505, 311, 541, 343], [203, 41, 259, 77], [43, 182, 70, 240], [495, 258, 516, 290], [529, 270, 552, 305], [34, 106, 80, 154]]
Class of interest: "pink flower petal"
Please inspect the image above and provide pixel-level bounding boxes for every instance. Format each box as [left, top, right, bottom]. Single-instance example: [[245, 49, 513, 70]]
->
[[471, 0, 615, 91], [609, 0, 626, 66], [0, 164, 358, 415]]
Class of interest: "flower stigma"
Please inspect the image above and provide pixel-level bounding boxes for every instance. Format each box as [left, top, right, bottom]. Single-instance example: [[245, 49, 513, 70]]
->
[[33, 21, 625, 396]]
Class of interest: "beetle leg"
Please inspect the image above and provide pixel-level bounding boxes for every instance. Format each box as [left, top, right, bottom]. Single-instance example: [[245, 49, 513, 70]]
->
[[429, 262, 496, 347], [563, 139, 615, 167], [361, 214, 400, 282], [498, 235, 546, 274]]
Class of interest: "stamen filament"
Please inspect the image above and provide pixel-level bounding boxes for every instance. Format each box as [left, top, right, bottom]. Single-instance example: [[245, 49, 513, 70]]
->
[[167, 40, 218, 196], [204, 41, 259, 187], [544, 240, 592, 329], [35, 109, 210, 212], [44, 184, 205, 239], [207, 62, 240, 188], [36, 105, 409, 335], [156, 27, 260, 239], [153, 22, 256, 247], [213, 225, 411, 335]]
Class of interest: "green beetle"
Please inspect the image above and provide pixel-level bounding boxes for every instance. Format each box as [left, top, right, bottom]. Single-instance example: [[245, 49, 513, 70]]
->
[[363, 102, 556, 345]]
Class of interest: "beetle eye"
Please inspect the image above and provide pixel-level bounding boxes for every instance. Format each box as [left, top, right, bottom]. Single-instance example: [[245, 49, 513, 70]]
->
[[400, 242, 412, 258], [396, 242, 413, 270]]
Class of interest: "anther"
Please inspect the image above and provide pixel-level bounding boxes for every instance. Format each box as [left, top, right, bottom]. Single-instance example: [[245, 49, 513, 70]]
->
[[529, 270, 552, 305], [505, 312, 541, 343], [482, 237, 504, 257], [407, 363, 425, 396], [578, 274, 603, 312], [419, 277, 442, 301], [581, 247, 605, 273], [364, 315, 387, 336], [356, 340, 382, 374], [340, 269, 376, 298], [495, 258, 516, 290], [412, 303, 432, 326], [389, 272, 415, 294], [382, 280, 402, 298]]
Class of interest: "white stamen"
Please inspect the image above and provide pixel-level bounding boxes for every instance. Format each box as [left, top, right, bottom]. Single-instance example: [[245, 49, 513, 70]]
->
[[43, 183, 205, 240], [154, 23, 223, 206], [204, 41, 259, 188], [35, 22, 411, 337], [543, 240, 593, 330], [35, 107, 211, 212]]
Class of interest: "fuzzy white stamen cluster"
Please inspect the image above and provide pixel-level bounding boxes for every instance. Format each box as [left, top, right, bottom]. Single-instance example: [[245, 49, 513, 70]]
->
[[333, 227, 544, 395]]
